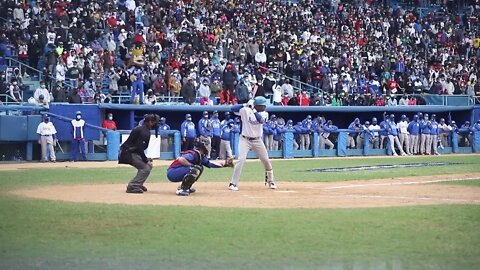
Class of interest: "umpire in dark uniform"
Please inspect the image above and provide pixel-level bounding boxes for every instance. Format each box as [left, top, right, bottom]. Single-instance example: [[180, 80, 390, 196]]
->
[[119, 114, 159, 194]]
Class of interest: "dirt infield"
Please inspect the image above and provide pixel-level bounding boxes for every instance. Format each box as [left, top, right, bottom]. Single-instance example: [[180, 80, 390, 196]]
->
[[11, 173, 480, 209]]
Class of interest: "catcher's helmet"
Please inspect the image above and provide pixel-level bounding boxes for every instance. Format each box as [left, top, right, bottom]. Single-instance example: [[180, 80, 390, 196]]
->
[[194, 138, 209, 155]]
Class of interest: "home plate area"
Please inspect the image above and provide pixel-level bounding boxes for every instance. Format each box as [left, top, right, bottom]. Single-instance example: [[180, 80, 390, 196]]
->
[[11, 173, 480, 209]]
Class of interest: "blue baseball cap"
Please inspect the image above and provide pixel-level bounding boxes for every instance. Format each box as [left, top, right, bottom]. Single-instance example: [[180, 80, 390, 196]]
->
[[254, 96, 267, 106]]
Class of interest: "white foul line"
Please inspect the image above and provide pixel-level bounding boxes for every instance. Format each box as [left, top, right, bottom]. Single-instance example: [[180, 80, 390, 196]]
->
[[338, 194, 480, 203], [324, 177, 480, 190]]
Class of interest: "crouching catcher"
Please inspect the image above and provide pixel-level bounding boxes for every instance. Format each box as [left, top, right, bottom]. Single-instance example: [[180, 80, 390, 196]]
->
[[167, 140, 234, 196]]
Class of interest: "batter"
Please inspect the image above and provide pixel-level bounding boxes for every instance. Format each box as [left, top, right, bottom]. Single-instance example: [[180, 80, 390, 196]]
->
[[228, 96, 277, 191]]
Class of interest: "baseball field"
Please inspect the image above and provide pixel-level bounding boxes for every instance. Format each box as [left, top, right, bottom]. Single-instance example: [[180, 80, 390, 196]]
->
[[1, 155, 480, 270]]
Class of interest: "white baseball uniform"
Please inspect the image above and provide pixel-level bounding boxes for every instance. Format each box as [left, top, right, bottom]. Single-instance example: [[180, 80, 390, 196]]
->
[[36, 121, 57, 161], [230, 105, 274, 187]]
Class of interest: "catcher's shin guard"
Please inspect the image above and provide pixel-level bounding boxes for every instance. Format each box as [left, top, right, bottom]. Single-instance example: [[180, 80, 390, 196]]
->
[[180, 164, 203, 191]]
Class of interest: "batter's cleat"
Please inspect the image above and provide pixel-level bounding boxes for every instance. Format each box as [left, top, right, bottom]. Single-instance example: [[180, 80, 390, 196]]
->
[[266, 181, 277, 189], [126, 187, 144, 194], [228, 183, 239, 191], [140, 185, 148, 192], [176, 189, 190, 196]]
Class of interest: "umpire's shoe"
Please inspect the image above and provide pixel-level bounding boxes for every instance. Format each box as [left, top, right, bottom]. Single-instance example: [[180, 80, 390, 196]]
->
[[126, 186, 144, 194], [140, 185, 148, 192]]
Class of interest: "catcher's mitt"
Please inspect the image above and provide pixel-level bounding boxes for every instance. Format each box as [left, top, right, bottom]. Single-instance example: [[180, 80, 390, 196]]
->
[[224, 157, 235, 167]]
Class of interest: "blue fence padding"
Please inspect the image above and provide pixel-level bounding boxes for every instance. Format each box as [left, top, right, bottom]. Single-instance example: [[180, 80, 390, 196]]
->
[[346, 149, 363, 156], [318, 149, 337, 156], [49, 104, 101, 141], [423, 95, 444, 105], [269, 150, 283, 158], [444, 96, 472, 106], [312, 132, 319, 157], [0, 115, 28, 141], [283, 131, 294, 159], [452, 132, 459, 153], [438, 147, 453, 154], [474, 132, 480, 153], [106, 131, 120, 161], [369, 149, 387, 156], [337, 132, 347, 156], [232, 133, 239, 157], [363, 132, 371, 155], [0, 105, 47, 111], [173, 131, 180, 158], [474, 106, 480, 123], [457, 147, 473, 153], [26, 142, 33, 161], [292, 150, 313, 157], [27, 115, 42, 140]]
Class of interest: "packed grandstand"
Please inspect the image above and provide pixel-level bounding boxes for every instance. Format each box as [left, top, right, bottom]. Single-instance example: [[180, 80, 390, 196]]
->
[[0, 0, 479, 106]]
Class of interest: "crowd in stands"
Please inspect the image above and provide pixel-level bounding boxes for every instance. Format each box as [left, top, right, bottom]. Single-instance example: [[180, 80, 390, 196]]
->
[[0, 0, 479, 106]]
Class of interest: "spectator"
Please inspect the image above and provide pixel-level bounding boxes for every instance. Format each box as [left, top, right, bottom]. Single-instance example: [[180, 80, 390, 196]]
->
[[408, 96, 417, 106], [398, 94, 409, 106], [198, 79, 211, 105], [102, 113, 117, 130], [144, 89, 156, 105], [181, 77, 196, 105], [34, 81, 50, 104], [386, 95, 398, 106], [1, 0, 477, 108], [68, 88, 83, 104]]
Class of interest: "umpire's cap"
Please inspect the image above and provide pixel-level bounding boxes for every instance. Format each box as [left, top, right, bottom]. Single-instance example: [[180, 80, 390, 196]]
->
[[144, 114, 158, 123], [254, 96, 267, 106]]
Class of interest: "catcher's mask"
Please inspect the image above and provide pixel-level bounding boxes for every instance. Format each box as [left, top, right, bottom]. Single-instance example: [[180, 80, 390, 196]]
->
[[194, 138, 209, 156]]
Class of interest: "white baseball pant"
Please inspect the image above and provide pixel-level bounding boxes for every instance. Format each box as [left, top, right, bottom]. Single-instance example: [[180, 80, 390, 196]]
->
[[388, 135, 405, 155], [230, 136, 274, 187], [431, 134, 438, 154], [40, 135, 56, 161], [398, 133, 410, 154], [219, 139, 233, 160], [409, 135, 419, 154], [319, 135, 334, 150]]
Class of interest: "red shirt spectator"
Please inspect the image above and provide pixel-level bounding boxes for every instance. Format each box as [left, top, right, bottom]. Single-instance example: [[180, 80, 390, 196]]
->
[[102, 114, 117, 130], [297, 92, 310, 106], [281, 95, 290, 106], [375, 97, 386, 106], [408, 97, 417, 106]]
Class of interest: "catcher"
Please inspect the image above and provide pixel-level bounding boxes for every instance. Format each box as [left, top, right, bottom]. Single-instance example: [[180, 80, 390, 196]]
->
[[167, 140, 234, 196]]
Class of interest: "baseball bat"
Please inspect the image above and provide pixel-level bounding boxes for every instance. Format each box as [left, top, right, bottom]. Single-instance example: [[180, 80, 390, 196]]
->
[[56, 140, 64, 153]]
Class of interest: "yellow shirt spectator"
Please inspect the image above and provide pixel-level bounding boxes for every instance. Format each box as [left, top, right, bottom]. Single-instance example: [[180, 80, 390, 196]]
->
[[473, 38, 480, 49]]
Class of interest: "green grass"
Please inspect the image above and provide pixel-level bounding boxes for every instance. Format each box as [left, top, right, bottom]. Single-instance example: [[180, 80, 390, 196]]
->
[[1, 155, 480, 270], [434, 179, 480, 186]]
